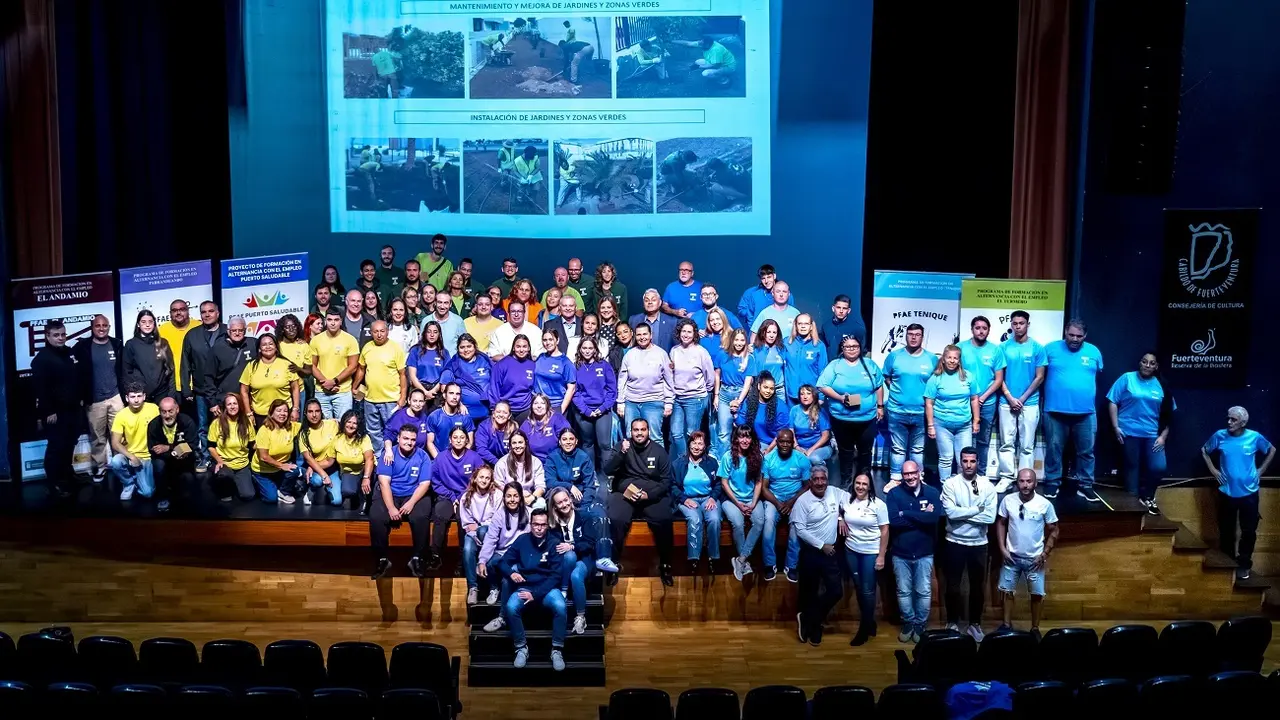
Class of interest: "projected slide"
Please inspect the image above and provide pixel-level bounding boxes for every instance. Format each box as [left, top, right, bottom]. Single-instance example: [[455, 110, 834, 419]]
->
[[325, 0, 771, 238]]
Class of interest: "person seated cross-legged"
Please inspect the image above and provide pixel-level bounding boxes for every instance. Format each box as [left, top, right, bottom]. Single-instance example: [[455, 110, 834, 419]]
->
[[499, 508, 569, 672]]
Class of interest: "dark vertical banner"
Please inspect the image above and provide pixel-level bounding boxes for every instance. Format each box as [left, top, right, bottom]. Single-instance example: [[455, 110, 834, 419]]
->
[[1159, 208, 1258, 388]]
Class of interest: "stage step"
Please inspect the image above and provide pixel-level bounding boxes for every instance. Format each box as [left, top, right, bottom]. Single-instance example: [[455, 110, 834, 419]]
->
[[467, 595, 605, 625], [466, 658, 606, 687], [469, 626, 605, 658]]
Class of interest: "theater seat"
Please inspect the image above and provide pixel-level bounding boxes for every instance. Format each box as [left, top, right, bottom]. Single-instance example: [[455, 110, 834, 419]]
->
[[263, 640, 326, 695], [201, 639, 262, 690], [1206, 670, 1266, 707], [381, 688, 445, 720], [0, 632, 14, 679], [742, 685, 806, 720], [309, 686, 370, 720], [78, 636, 138, 690], [897, 630, 978, 688], [242, 687, 303, 719], [139, 637, 200, 688], [1039, 628, 1098, 686], [326, 641, 388, 697], [878, 684, 943, 719], [46, 681, 99, 709], [607, 687, 673, 720], [1216, 616, 1272, 672], [1140, 675, 1197, 716], [1014, 680, 1073, 719], [811, 685, 875, 720], [0, 680, 34, 716], [676, 687, 740, 720], [175, 684, 235, 720], [978, 630, 1039, 686], [16, 632, 78, 687], [388, 642, 461, 716], [1076, 678, 1137, 718], [1098, 624, 1158, 683], [108, 683, 169, 717], [1157, 621, 1217, 676]]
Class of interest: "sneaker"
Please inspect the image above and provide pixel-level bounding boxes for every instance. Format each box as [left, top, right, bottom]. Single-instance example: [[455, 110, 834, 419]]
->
[[157, 500, 170, 512], [967, 624, 985, 643], [763, 566, 777, 582], [486, 588, 500, 605], [797, 612, 808, 643], [467, 587, 479, 605], [993, 478, 1013, 493], [1042, 487, 1059, 500], [732, 556, 745, 582], [1235, 567, 1252, 581], [911, 630, 922, 644], [1077, 487, 1101, 503], [371, 558, 392, 580], [995, 623, 1014, 634], [784, 567, 798, 583], [945, 622, 961, 633], [119, 485, 135, 501], [408, 557, 425, 578], [572, 614, 587, 635], [484, 616, 506, 633], [219, 496, 233, 503], [302, 491, 312, 506], [809, 627, 823, 647], [595, 558, 619, 573], [688, 560, 699, 576], [93, 468, 106, 483], [898, 628, 913, 643], [196, 460, 210, 473], [1144, 499, 1160, 516], [513, 645, 528, 668], [277, 494, 295, 505], [550, 648, 565, 672]]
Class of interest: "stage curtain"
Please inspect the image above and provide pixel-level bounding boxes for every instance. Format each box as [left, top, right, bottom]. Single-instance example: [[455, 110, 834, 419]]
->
[[1008, 0, 1071, 280]]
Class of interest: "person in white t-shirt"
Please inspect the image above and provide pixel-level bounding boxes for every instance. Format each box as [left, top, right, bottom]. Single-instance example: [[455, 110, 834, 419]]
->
[[789, 465, 846, 647], [843, 472, 888, 646], [995, 468, 1059, 637]]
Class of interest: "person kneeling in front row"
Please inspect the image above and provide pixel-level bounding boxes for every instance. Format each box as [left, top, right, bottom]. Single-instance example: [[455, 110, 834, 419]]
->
[[499, 508, 569, 672], [370, 424, 434, 580], [548, 487, 618, 636]]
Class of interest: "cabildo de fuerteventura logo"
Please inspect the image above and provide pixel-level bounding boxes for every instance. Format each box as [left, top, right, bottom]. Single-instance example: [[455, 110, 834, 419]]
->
[[1178, 223, 1239, 298]]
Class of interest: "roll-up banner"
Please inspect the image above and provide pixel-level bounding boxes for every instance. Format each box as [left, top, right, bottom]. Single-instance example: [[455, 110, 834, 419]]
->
[[958, 278, 1067, 348], [119, 260, 215, 327], [869, 271, 972, 365], [220, 253, 310, 337]]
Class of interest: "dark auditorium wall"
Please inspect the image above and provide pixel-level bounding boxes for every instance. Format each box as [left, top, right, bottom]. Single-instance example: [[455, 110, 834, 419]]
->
[[1075, 0, 1280, 478], [228, 0, 873, 320]]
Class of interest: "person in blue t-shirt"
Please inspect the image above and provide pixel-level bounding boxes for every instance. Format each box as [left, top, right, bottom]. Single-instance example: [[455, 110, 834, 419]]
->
[[923, 345, 978, 480], [759, 429, 811, 582], [882, 323, 938, 482], [817, 336, 885, 490], [1042, 320, 1104, 502], [1105, 352, 1175, 513], [661, 261, 703, 319], [997, 311, 1047, 491], [369, 424, 433, 580], [1202, 406, 1275, 581], [959, 316, 1006, 478]]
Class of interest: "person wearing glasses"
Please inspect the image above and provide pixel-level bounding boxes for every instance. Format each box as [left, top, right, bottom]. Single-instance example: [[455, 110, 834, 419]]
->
[[995, 468, 1059, 638], [939, 447, 997, 643], [498, 507, 569, 672], [1201, 406, 1275, 581], [885, 460, 941, 643]]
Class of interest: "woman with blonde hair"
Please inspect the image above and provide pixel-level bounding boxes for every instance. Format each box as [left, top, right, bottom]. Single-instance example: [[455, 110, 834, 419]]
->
[[784, 313, 828, 405], [924, 344, 979, 478], [700, 308, 732, 366]]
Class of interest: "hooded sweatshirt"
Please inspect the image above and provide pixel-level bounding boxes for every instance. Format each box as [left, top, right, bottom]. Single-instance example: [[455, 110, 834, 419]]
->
[[208, 335, 258, 405], [124, 332, 175, 403], [544, 447, 599, 500], [571, 359, 617, 415], [459, 490, 501, 537], [493, 453, 546, 497]]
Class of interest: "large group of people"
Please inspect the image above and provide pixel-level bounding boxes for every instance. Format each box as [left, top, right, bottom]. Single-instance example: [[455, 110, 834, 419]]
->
[[30, 236, 1276, 668]]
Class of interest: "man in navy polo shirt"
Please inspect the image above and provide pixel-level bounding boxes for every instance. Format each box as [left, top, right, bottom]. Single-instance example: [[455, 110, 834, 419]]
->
[[370, 424, 434, 580]]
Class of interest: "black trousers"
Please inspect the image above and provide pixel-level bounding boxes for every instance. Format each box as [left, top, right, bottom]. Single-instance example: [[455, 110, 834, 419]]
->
[[43, 409, 82, 491], [606, 491, 673, 566], [369, 493, 432, 560], [151, 456, 196, 504], [798, 544, 844, 639], [428, 492, 457, 555], [941, 541, 988, 625], [830, 418, 878, 490], [1217, 491, 1261, 570]]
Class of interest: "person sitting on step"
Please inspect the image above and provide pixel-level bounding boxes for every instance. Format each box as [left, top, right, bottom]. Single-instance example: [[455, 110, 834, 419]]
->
[[498, 508, 568, 672], [548, 487, 618, 636]]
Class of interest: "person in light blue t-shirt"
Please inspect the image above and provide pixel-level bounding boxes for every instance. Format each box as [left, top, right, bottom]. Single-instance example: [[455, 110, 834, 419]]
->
[[882, 323, 937, 481], [923, 345, 978, 479], [1106, 351, 1177, 515], [759, 429, 811, 582], [817, 336, 885, 490], [1042, 320, 1104, 502], [997, 311, 1047, 490], [1202, 406, 1275, 581], [959, 316, 1006, 478]]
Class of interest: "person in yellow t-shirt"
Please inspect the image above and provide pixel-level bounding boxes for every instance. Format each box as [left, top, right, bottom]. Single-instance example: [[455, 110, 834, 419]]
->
[[239, 334, 300, 427], [251, 399, 303, 504], [276, 313, 314, 403], [109, 383, 160, 500], [208, 393, 255, 501], [310, 310, 360, 420], [299, 399, 342, 506], [358, 320, 408, 441], [157, 300, 195, 393], [333, 408, 376, 511]]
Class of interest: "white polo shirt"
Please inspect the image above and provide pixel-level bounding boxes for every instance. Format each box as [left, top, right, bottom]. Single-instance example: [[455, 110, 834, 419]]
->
[[998, 493, 1058, 558]]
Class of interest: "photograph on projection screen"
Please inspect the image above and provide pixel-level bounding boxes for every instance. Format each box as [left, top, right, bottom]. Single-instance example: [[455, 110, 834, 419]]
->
[[469, 17, 612, 99], [656, 137, 753, 213], [345, 138, 459, 213], [341, 20, 466, 99], [463, 139, 550, 216], [615, 16, 745, 99], [553, 138, 655, 215]]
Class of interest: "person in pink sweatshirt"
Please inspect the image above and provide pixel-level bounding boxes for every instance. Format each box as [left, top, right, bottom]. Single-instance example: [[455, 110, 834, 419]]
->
[[478, 481, 531, 623], [669, 319, 716, 458], [616, 322, 675, 447], [459, 464, 502, 605]]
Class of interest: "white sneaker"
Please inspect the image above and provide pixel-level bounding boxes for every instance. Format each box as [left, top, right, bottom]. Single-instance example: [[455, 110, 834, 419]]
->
[[119, 485, 135, 501], [731, 556, 744, 582], [93, 469, 106, 483], [484, 616, 506, 632], [486, 588, 500, 605], [277, 494, 295, 505], [945, 622, 961, 633], [968, 624, 986, 643], [993, 478, 1013, 493], [467, 587, 478, 605], [740, 559, 753, 579], [302, 492, 312, 506], [595, 558, 619, 573], [571, 614, 587, 635]]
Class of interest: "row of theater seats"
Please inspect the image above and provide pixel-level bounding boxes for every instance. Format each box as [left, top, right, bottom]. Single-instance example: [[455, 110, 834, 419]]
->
[[599, 670, 1280, 720], [0, 630, 461, 718]]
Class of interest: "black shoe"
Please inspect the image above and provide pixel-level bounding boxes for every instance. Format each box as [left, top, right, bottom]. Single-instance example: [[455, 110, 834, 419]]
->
[[850, 625, 872, 646], [1235, 567, 1252, 581], [708, 559, 718, 576], [425, 553, 443, 571], [1042, 487, 1059, 500], [372, 558, 393, 580], [660, 564, 674, 587], [1077, 487, 1101, 503], [606, 572, 619, 587], [408, 557, 425, 578], [797, 613, 809, 643], [688, 559, 699, 576], [809, 626, 823, 647]]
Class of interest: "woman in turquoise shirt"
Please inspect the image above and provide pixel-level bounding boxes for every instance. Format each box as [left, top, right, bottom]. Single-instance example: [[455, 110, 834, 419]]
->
[[718, 425, 765, 582], [783, 314, 828, 405], [1106, 351, 1175, 513], [713, 328, 757, 460], [923, 345, 979, 479], [751, 319, 787, 399], [817, 336, 884, 490]]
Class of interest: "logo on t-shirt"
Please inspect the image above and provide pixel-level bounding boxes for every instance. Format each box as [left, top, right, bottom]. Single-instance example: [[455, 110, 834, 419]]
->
[[805, 350, 815, 360], [524, 369, 533, 380], [434, 357, 442, 367], [551, 364, 560, 373], [572, 467, 581, 478], [243, 350, 252, 360], [108, 350, 116, 361], [463, 463, 473, 474], [477, 368, 487, 376], [646, 457, 656, 470], [410, 466, 420, 477], [594, 368, 604, 377]]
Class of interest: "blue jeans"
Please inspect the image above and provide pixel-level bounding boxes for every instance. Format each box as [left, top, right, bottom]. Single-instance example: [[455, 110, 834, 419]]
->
[[253, 466, 304, 502], [888, 413, 925, 479], [109, 455, 154, 497], [845, 550, 879, 624], [561, 551, 592, 615], [461, 525, 489, 590], [720, 500, 765, 559], [1043, 411, 1097, 491], [892, 554, 934, 633], [762, 501, 801, 570], [1122, 436, 1167, 501], [194, 396, 212, 464], [974, 402, 997, 475], [934, 420, 973, 479], [315, 390, 353, 420], [676, 497, 722, 560], [802, 445, 833, 467], [308, 467, 342, 505], [670, 395, 709, 459], [624, 400, 665, 446], [714, 387, 743, 460], [364, 401, 398, 441], [506, 588, 568, 648]]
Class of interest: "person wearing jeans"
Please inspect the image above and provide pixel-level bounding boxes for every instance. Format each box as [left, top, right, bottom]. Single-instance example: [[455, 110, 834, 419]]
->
[[1106, 353, 1175, 514], [996, 469, 1058, 634], [719, 425, 766, 581], [459, 465, 501, 605], [1042, 320, 1104, 501], [548, 488, 618, 635], [760, 430, 810, 582], [842, 473, 888, 646], [109, 384, 160, 500], [309, 309, 360, 420], [882, 324, 936, 481], [960, 317, 1006, 477], [997, 311, 1046, 493], [713, 330, 756, 460], [616, 323, 673, 447], [498, 508, 569, 672], [940, 449, 997, 642], [924, 345, 978, 480], [1202, 406, 1275, 581], [672, 431, 723, 573], [669, 319, 715, 458], [789, 385, 833, 468], [817, 336, 884, 490], [357, 321, 408, 443], [885, 460, 942, 642], [570, 337, 617, 472]]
